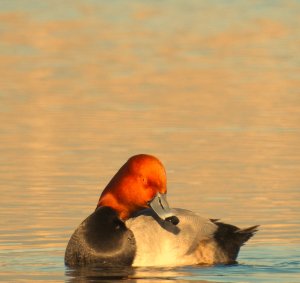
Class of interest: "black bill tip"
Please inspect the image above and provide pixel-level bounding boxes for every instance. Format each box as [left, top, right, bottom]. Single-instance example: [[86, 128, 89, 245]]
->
[[165, 216, 180, 225]]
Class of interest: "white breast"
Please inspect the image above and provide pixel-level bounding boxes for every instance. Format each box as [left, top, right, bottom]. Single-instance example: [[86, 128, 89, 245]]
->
[[126, 208, 218, 266]]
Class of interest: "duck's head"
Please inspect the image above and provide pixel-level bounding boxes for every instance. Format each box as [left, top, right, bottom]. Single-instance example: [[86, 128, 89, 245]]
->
[[97, 154, 179, 225]]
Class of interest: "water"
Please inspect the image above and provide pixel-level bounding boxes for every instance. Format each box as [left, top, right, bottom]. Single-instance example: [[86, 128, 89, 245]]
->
[[0, 1, 300, 282]]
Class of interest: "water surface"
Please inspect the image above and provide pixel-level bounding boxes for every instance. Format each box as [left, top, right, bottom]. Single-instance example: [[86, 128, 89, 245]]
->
[[0, 1, 300, 282]]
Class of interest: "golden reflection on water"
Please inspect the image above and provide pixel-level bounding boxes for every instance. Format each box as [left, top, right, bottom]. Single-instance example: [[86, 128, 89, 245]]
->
[[0, 1, 300, 281]]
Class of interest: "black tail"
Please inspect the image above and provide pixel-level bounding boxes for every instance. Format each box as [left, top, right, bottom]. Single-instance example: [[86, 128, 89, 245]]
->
[[236, 225, 259, 245], [212, 220, 259, 263]]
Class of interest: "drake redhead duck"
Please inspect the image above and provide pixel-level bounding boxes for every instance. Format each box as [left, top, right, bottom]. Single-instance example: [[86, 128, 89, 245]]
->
[[65, 154, 258, 267]]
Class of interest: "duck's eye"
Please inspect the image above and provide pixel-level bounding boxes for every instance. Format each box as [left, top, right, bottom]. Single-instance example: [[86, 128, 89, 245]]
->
[[140, 176, 147, 184]]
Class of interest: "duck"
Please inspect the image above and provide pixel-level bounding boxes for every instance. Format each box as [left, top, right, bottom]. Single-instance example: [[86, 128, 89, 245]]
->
[[65, 154, 258, 267]]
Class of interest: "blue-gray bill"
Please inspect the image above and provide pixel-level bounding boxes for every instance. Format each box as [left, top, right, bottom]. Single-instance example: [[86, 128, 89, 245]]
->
[[148, 192, 179, 225]]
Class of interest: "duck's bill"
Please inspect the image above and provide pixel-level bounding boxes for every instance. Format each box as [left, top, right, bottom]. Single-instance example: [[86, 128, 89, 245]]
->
[[148, 192, 179, 225]]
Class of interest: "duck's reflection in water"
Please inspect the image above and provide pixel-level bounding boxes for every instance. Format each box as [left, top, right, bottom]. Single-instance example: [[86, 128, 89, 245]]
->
[[65, 265, 197, 283], [65, 265, 135, 282], [65, 267, 134, 282]]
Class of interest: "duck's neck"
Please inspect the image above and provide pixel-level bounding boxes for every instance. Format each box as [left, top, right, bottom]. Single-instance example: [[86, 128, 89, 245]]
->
[[97, 193, 132, 221]]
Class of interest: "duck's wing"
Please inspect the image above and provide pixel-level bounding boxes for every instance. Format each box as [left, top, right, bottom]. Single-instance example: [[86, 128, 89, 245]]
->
[[126, 209, 258, 266], [126, 208, 218, 266]]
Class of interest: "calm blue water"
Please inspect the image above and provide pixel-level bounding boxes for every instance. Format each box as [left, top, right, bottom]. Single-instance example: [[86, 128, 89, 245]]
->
[[0, 1, 300, 282]]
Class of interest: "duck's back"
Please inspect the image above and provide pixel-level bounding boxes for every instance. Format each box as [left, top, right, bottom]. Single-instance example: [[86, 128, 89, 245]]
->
[[126, 208, 258, 266]]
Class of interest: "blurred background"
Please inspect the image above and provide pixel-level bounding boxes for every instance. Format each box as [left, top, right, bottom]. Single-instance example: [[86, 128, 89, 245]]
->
[[0, 1, 299, 282]]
